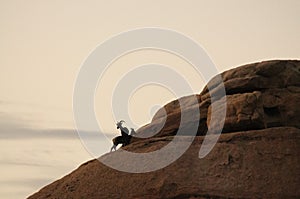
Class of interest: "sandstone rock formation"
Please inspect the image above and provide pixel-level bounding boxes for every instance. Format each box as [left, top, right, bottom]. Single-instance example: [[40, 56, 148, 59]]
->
[[138, 60, 300, 138], [28, 60, 300, 199]]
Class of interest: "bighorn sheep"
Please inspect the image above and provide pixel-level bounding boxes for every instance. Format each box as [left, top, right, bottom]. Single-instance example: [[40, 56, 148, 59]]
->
[[110, 120, 135, 152]]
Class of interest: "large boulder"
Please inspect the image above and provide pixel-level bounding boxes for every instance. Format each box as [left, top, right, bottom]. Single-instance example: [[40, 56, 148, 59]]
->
[[28, 60, 300, 199], [135, 60, 300, 138]]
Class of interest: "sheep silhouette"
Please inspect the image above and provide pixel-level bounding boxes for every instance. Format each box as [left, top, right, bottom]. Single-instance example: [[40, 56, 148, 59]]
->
[[110, 120, 135, 152]]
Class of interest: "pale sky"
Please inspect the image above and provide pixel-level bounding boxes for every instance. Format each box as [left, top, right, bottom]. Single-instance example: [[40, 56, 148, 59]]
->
[[0, 0, 299, 198]]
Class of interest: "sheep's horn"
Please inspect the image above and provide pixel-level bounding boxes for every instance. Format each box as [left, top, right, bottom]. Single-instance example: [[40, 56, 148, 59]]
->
[[119, 120, 125, 123]]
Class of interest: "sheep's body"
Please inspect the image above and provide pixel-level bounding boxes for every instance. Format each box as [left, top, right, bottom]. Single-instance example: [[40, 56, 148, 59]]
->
[[110, 136, 126, 152], [110, 121, 134, 152]]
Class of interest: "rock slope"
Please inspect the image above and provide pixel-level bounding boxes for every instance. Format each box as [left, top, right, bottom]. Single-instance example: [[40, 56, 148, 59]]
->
[[28, 60, 300, 199]]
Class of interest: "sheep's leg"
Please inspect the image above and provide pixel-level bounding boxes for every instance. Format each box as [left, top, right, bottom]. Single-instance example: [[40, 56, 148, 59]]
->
[[110, 144, 117, 152]]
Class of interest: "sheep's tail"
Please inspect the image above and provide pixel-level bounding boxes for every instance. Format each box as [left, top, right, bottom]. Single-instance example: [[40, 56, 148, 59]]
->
[[130, 128, 136, 135]]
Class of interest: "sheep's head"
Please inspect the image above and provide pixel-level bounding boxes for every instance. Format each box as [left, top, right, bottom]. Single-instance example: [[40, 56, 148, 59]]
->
[[116, 120, 125, 129]]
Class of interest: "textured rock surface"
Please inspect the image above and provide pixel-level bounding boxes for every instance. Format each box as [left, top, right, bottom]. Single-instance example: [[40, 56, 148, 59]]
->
[[137, 60, 300, 138], [28, 128, 300, 199], [28, 60, 300, 199]]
